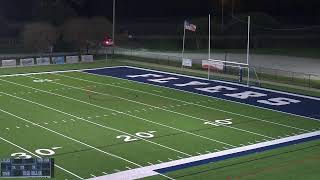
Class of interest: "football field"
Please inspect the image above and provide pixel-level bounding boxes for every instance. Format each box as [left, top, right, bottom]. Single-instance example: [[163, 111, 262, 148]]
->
[[0, 66, 319, 180]]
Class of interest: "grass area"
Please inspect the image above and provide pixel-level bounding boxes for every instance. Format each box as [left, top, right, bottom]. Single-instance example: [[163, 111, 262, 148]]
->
[[131, 46, 320, 59], [251, 48, 320, 59], [146, 140, 320, 180], [184, 48, 320, 59], [0, 60, 110, 75], [0, 63, 319, 179]]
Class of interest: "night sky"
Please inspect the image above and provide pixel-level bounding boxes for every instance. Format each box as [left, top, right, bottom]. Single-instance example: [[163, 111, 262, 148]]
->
[[0, 0, 319, 24]]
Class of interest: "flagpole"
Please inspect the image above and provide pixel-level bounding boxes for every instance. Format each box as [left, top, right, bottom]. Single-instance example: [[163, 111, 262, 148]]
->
[[181, 21, 186, 68]]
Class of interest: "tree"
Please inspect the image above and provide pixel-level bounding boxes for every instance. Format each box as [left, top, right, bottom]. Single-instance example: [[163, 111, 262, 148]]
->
[[90, 17, 113, 42], [62, 18, 92, 51], [62, 17, 113, 51], [22, 22, 59, 52], [0, 16, 9, 36], [32, 0, 77, 25]]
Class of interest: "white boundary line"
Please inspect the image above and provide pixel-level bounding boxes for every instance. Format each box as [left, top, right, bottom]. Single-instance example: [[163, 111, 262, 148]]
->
[[41, 78, 277, 140], [87, 130, 320, 180], [1, 65, 319, 101], [0, 79, 236, 147], [0, 66, 125, 78], [124, 66, 320, 101], [0, 136, 84, 180], [1, 66, 319, 179], [55, 72, 312, 132], [0, 91, 191, 157], [0, 102, 175, 180], [122, 66, 320, 119], [81, 66, 320, 121], [52, 73, 312, 133], [1, 65, 319, 121], [0, 107, 142, 168]]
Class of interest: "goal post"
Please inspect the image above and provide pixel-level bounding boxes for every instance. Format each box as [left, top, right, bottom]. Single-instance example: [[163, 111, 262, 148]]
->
[[205, 59, 261, 86], [208, 14, 253, 86], [206, 59, 249, 83]]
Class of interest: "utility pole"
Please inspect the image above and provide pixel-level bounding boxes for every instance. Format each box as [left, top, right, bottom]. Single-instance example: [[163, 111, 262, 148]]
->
[[221, 0, 224, 32], [112, 0, 116, 44], [231, 0, 234, 17]]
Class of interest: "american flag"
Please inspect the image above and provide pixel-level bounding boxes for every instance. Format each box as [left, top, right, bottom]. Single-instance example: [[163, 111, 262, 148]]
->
[[184, 21, 197, 32]]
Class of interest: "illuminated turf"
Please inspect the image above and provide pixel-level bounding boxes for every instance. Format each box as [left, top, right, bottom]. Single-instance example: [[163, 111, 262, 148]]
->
[[0, 68, 319, 180]]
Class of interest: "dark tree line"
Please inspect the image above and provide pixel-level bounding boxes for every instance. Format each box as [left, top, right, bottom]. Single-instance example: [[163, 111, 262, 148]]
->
[[22, 17, 113, 52], [0, 0, 115, 52]]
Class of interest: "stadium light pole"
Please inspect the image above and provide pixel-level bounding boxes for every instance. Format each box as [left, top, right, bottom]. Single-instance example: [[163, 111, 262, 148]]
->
[[112, 0, 116, 44], [231, 0, 234, 16], [221, 0, 224, 32]]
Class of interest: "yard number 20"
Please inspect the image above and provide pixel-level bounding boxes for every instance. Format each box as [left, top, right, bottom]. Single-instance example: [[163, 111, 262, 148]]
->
[[117, 131, 156, 142]]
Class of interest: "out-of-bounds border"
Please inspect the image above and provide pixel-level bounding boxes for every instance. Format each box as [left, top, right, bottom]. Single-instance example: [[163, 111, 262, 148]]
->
[[84, 66, 320, 120], [87, 131, 320, 180], [1, 66, 319, 180]]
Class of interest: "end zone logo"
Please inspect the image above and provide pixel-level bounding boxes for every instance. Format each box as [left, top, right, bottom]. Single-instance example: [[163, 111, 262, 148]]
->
[[127, 74, 301, 107], [85, 67, 320, 120]]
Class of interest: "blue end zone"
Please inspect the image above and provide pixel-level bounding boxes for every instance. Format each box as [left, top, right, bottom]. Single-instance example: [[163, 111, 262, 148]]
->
[[84, 66, 320, 120], [155, 134, 320, 174]]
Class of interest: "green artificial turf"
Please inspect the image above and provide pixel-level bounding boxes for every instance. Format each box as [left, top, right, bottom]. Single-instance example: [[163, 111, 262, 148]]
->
[[0, 63, 319, 179]]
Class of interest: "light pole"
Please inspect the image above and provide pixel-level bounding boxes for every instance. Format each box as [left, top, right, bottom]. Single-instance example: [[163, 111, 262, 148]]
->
[[231, 0, 234, 17], [112, 0, 116, 44], [221, 0, 224, 32]]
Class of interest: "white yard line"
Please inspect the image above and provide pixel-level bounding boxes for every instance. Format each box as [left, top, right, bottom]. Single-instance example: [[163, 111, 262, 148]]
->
[[2, 66, 317, 125], [0, 92, 191, 157], [57, 73, 312, 132], [0, 78, 235, 148], [0, 107, 141, 168], [0, 136, 84, 180], [1, 65, 319, 101], [43, 77, 275, 140], [87, 130, 320, 180], [126, 66, 320, 101], [0, 66, 125, 78]]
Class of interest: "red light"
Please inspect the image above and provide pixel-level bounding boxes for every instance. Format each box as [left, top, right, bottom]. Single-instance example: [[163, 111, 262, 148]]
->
[[102, 37, 114, 47]]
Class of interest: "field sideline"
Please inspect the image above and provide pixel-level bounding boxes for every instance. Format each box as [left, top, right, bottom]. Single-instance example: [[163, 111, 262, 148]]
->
[[0, 66, 319, 179]]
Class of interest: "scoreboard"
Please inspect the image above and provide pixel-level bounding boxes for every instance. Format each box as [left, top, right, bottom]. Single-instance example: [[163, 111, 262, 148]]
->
[[0, 158, 54, 178]]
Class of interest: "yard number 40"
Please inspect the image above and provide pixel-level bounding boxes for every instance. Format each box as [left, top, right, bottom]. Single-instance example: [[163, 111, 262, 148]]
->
[[33, 79, 53, 83], [204, 119, 233, 127]]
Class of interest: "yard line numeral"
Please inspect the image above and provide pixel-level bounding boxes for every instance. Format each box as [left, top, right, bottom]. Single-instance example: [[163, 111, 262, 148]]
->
[[204, 119, 233, 127], [33, 79, 53, 83], [35, 149, 55, 156], [11, 147, 62, 159], [117, 131, 156, 142], [11, 153, 32, 159]]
